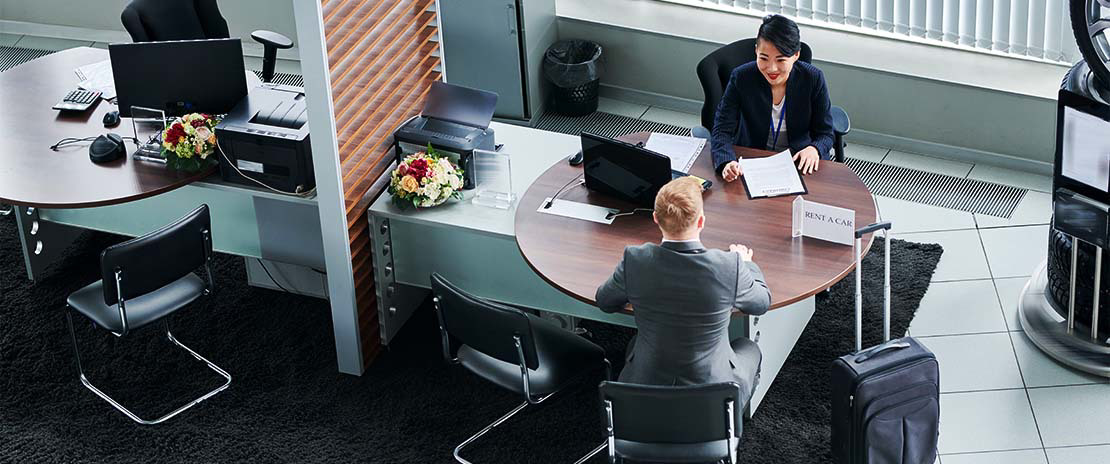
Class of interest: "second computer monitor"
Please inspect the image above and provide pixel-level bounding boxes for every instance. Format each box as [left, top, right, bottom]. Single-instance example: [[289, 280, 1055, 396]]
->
[[109, 38, 248, 117]]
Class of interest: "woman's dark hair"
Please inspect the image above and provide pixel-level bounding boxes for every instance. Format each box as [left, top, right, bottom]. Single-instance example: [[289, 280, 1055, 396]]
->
[[756, 14, 801, 57]]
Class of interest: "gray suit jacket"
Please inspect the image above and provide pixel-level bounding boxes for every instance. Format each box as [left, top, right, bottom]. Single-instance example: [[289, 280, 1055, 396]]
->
[[595, 240, 770, 394]]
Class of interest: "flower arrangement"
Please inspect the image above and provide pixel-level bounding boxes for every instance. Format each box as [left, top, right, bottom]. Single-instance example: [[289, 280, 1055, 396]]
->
[[162, 113, 219, 172], [388, 145, 464, 209]]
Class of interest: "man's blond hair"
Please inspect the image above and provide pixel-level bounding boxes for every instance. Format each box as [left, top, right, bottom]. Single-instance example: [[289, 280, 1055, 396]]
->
[[654, 177, 704, 236]]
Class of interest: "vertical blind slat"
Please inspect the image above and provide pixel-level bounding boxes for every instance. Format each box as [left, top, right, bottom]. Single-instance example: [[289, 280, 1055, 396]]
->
[[687, 0, 1075, 62]]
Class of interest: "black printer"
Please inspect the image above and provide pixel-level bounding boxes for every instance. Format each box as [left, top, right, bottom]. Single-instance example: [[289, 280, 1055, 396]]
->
[[393, 82, 498, 189], [215, 85, 314, 193]]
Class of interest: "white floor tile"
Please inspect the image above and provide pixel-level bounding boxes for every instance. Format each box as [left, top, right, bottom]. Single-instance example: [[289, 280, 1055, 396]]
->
[[980, 226, 1049, 279], [897, 230, 992, 282], [909, 280, 1008, 337], [994, 277, 1032, 331], [938, 389, 1042, 454], [876, 196, 977, 234], [1028, 384, 1110, 447], [883, 150, 975, 177], [1046, 445, 1110, 464], [845, 143, 889, 162], [1009, 331, 1106, 388], [975, 191, 1052, 229], [641, 107, 701, 129], [0, 33, 21, 47], [920, 333, 1024, 393], [14, 35, 92, 51], [942, 449, 1047, 464], [597, 97, 649, 119], [967, 165, 1052, 193]]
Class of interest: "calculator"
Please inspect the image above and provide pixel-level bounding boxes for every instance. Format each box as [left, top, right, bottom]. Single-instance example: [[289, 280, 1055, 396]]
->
[[52, 89, 102, 112]]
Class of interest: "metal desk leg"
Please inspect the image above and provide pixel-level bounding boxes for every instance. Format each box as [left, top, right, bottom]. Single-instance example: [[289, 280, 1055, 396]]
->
[[13, 206, 83, 281]]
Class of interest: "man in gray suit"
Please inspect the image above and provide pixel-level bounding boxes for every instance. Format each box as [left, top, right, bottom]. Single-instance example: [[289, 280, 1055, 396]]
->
[[595, 176, 770, 405]]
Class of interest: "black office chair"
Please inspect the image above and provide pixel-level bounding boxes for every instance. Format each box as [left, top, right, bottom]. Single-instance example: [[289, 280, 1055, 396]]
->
[[64, 204, 230, 425], [0, 204, 10, 216], [430, 273, 611, 464], [576, 381, 745, 464], [121, 0, 294, 83], [696, 38, 852, 162]]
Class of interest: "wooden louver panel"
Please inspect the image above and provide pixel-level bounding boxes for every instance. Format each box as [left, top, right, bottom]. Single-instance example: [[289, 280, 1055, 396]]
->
[[321, 0, 441, 368]]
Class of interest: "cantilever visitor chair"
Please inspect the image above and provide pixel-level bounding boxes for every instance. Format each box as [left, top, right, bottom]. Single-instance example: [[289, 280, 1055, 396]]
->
[[430, 273, 611, 464], [696, 38, 852, 162], [64, 204, 230, 425], [576, 381, 746, 464]]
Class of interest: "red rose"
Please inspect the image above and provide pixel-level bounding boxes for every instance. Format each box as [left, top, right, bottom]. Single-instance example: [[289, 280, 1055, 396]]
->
[[408, 158, 430, 180], [191, 118, 207, 128], [164, 124, 186, 145]]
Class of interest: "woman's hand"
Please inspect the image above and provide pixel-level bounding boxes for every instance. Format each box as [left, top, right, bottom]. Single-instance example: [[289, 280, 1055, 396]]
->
[[793, 146, 820, 175], [722, 160, 744, 182]]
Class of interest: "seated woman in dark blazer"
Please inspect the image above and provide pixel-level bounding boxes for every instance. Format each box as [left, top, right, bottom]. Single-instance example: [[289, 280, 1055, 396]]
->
[[709, 15, 836, 181]]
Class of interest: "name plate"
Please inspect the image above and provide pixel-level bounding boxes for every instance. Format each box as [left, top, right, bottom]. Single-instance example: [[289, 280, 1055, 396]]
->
[[791, 197, 855, 245]]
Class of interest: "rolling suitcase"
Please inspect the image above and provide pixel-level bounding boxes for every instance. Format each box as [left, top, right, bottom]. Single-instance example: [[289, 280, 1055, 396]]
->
[[831, 222, 941, 464]]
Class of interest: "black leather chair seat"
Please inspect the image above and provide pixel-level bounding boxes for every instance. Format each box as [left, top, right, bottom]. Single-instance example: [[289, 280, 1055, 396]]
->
[[457, 317, 605, 397], [615, 438, 731, 463], [67, 273, 205, 333]]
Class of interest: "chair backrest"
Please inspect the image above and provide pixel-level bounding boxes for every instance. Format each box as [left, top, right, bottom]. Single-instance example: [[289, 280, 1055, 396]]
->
[[429, 273, 540, 369], [100, 205, 212, 306], [600, 381, 742, 463], [121, 0, 230, 42], [696, 38, 814, 129]]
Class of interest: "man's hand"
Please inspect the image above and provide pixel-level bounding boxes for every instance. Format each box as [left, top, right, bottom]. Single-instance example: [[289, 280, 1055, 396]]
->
[[793, 146, 820, 175], [722, 160, 743, 182], [729, 244, 754, 262]]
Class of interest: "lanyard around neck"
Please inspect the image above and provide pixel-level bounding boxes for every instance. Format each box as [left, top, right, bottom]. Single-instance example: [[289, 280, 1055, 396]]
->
[[770, 96, 786, 148]]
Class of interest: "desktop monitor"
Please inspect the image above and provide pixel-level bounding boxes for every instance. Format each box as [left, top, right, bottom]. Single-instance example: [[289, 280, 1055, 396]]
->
[[581, 132, 672, 207], [109, 38, 249, 117]]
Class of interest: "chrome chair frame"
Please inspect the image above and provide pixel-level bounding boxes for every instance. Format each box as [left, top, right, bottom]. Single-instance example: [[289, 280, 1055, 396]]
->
[[434, 296, 611, 464], [64, 229, 229, 425], [575, 397, 739, 464], [0, 204, 11, 216]]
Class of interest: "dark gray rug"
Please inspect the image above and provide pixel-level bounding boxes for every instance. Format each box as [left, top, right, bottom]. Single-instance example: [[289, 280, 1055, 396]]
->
[[0, 215, 941, 463]]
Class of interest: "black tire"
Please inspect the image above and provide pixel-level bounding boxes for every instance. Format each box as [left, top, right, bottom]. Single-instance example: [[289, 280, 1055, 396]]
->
[[1045, 60, 1110, 334], [1070, 0, 1110, 89]]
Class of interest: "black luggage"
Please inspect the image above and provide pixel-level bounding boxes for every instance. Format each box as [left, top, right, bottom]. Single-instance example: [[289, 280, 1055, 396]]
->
[[831, 222, 941, 464]]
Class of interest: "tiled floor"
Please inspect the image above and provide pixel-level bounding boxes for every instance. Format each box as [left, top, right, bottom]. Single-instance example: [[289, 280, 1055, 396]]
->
[[623, 99, 1110, 462]]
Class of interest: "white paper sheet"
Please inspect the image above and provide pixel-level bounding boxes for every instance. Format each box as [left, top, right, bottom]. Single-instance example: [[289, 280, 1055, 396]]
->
[[1062, 107, 1110, 192], [74, 59, 116, 100], [644, 132, 706, 172], [738, 150, 806, 198], [537, 197, 618, 224]]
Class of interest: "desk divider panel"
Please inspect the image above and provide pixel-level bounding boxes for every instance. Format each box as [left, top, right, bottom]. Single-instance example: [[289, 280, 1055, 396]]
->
[[320, 0, 442, 368]]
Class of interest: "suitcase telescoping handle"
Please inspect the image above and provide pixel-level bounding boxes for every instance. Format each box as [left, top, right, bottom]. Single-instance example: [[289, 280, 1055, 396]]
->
[[854, 222, 893, 353]]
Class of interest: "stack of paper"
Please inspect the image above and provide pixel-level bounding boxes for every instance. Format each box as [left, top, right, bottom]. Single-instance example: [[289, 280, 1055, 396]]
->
[[74, 60, 116, 100], [738, 150, 808, 198], [644, 132, 706, 173]]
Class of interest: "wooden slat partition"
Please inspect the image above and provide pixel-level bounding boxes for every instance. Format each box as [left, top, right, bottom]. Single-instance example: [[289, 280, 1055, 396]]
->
[[321, 0, 441, 368]]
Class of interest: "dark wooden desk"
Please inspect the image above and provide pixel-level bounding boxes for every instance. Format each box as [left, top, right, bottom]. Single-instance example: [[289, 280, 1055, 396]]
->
[[515, 132, 878, 310], [0, 47, 215, 208]]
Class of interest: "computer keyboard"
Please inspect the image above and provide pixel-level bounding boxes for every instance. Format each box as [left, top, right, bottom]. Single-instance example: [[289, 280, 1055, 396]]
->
[[52, 89, 102, 112]]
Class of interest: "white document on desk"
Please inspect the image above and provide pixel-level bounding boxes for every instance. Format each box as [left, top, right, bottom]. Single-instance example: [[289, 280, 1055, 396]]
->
[[74, 60, 116, 100], [537, 198, 617, 224], [738, 150, 808, 198], [644, 132, 705, 172]]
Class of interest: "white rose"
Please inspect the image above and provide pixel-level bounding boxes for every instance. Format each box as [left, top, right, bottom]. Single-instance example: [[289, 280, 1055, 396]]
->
[[195, 126, 212, 141]]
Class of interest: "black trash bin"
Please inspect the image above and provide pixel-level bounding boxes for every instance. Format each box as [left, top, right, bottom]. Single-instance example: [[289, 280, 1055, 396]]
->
[[543, 40, 603, 117]]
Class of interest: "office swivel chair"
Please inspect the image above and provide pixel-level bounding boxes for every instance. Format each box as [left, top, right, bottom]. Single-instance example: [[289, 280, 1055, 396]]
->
[[121, 0, 294, 83], [575, 381, 745, 464], [430, 273, 611, 464], [696, 38, 852, 162], [64, 204, 230, 425]]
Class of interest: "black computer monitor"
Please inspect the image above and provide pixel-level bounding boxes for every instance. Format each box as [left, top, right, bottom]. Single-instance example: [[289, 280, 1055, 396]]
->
[[581, 132, 672, 207], [109, 38, 248, 117]]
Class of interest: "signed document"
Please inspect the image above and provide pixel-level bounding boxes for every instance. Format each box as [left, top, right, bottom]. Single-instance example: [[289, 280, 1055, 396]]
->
[[738, 150, 808, 199]]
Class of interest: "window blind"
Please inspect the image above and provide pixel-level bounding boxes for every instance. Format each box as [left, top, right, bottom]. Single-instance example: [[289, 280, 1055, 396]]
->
[[675, 0, 1080, 63]]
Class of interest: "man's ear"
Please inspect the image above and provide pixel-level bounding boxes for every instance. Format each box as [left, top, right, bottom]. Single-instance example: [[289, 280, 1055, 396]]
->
[[653, 212, 660, 225], [697, 214, 706, 229]]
